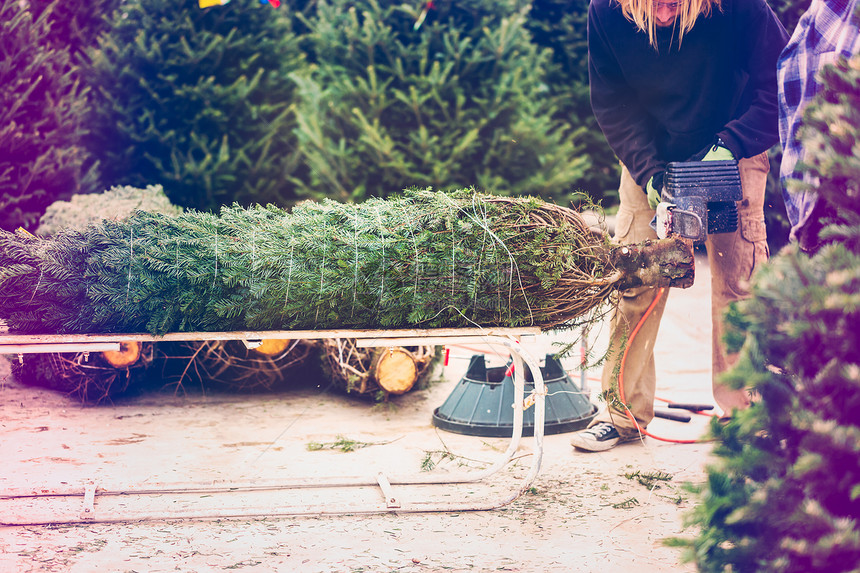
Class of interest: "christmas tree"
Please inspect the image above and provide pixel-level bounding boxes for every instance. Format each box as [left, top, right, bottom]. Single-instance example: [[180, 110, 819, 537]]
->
[[83, 0, 309, 212], [0, 190, 693, 336], [26, 0, 122, 62], [0, 1, 99, 232], [769, 0, 814, 35], [288, 0, 589, 204], [674, 50, 860, 573], [525, 0, 620, 204]]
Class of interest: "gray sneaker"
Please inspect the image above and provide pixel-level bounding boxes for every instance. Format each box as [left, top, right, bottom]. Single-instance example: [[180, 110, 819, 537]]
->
[[570, 422, 640, 452]]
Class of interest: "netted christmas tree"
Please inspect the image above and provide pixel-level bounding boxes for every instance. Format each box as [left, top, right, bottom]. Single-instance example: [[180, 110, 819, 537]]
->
[[83, 0, 308, 212], [0, 189, 694, 336], [288, 0, 589, 204], [0, 1, 99, 232], [672, 51, 860, 573], [8, 184, 178, 402]]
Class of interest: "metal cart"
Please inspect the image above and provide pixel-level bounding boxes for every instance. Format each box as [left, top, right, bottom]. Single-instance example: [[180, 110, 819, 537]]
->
[[1, 327, 547, 525]]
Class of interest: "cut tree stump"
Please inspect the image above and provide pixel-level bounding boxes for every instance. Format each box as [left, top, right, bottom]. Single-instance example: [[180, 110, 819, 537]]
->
[[251, 339, 292, 356], [320, 339, 436, 398], [372, 347, 418, 395], [609, 238, 695, 291], [11, 343, 156, 403], [101, 341, 142, 368]]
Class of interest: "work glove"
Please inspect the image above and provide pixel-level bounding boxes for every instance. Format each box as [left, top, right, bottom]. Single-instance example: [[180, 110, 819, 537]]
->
[[690, 136, 735, 162], [646, 171, 664, 210]]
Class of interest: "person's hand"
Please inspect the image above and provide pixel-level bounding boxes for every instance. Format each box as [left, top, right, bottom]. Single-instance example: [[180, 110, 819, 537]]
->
[[646, 172, 664, 210], [702, 144, 734, 161], [690, 137, 735, 161]]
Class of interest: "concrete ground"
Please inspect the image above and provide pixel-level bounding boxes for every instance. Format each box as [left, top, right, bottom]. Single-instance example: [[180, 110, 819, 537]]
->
[[0, 254, 719, 573]]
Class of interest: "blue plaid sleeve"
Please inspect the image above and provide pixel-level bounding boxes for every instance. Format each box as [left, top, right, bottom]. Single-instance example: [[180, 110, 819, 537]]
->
[[777, 0, 860, 236]]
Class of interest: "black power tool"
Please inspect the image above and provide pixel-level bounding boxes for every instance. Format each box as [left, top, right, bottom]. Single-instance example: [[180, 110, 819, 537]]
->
[[652, 160, 743, 243]]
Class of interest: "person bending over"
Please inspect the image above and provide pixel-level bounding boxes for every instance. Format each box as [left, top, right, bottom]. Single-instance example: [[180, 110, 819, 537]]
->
[[570, 0, 788, 452]]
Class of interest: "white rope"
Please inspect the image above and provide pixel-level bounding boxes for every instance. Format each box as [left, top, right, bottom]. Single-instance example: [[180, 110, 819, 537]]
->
[[440, 193, 534, 325], [212, 227, 218, 288], [126, 228, 134, 303], [374, 205, 386, 308], [284, 242, 294, 312], [352, 210, 359, 317]]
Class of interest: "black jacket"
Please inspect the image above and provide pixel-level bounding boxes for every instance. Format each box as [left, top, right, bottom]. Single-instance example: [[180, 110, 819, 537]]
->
[[588, 0, 789, 188]]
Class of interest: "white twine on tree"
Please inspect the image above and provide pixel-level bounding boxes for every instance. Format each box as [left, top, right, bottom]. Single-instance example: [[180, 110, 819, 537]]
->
[[28, 269, 43, 304], [441, 193, 533, 325], [315, 221, 327, 326], [352, 209, 359, 317], [284, 241, 294, 313], [126, 228, 134, 304], [396, 200, 421, 307], [374, 205, 386, 309], [470, 197, 490, 316], [251, 229, 256, 295], [213, 227, 219, 288], [451, 203, 456, 298]]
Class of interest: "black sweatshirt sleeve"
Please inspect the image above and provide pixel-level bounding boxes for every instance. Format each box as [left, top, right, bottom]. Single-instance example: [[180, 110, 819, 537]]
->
[[587, 0, 788, 189], [716, 1, 789, 159], [587, 3, 665, 189]]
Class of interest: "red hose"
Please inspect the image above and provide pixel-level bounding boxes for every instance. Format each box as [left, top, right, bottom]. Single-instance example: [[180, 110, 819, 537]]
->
[[617, 287, 706, 444]]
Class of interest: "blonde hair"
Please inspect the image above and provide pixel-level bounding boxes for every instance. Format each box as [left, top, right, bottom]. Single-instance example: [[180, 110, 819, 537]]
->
[[616, 0, 722, 48]]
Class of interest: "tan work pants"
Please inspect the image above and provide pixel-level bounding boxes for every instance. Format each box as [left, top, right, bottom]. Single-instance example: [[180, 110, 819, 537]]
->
[[594, 153, 771, 435]]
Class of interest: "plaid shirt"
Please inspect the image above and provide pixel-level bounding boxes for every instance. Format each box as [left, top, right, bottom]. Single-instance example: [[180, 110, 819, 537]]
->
[[778, 0, 860, 239]]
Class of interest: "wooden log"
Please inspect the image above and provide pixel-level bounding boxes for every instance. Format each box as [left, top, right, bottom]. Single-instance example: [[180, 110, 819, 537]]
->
[[319, 339, 437, 398], [371, 347, 418, 395], [250, 339, 292, 356], [101, 341, 142, 368], [157, 339, 316, 393], [11, 343, 156, 403]]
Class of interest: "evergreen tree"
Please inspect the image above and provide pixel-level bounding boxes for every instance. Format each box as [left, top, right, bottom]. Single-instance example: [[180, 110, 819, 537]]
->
[[526, 0, 620, 204], [0, 1, 99, 232], [83, 0, 309, 212], [788, 50, 860, 252], [674, 50, 860, 573], [769, 0, 814, 35], [0, 189, 695, 335], [26, 0, 122, 63], [288, 0, 589, 204]]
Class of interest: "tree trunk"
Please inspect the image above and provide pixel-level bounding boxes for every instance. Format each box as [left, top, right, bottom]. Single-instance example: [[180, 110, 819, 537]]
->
[[319, 339, 436, 398], [371, 347, 419, 395], [250, 339, 292, 357], [609, 237, 695, 291]]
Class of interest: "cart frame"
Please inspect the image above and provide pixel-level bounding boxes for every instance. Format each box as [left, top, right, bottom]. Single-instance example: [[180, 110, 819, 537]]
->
[[1, 327, 548, 525]]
